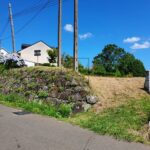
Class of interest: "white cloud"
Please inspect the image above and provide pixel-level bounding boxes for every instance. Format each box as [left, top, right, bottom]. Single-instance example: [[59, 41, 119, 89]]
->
[[79, 32, 93, 40], [130, 41, 150, 50], [123, 37, 141, 43], [64, 24, 73, 32]]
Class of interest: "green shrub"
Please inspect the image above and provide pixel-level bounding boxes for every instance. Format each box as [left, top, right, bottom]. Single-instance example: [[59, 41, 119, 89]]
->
[[27, 82, 37, 90], [41, 63, 51, 67], [0, 64, 6, 73], [115, 70, 122, 77], [38, 91, 49, 99], [58, 104, 72, 118]]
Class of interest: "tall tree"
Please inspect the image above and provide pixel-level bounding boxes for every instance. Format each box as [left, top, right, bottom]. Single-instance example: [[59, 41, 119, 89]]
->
[[93, 44, 126, 73]]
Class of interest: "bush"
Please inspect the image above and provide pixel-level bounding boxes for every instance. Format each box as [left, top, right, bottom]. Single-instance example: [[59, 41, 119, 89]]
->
[[57, 104, 72, 118], [40, 63, 51, 67], [0, 53, 25, 70], [4, 53, 25, 69], [38, 91, 49, 99], [92, 65, 106, 75]]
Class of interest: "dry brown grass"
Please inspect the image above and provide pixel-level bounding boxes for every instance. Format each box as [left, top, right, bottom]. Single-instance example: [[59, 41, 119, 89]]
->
[[87, 76, 150, 112]]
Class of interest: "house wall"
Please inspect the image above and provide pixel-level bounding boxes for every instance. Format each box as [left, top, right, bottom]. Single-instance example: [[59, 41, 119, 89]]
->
[[24, 60, 35, 67], [19, 42, 52, 64], [145, 71, 150, 93]]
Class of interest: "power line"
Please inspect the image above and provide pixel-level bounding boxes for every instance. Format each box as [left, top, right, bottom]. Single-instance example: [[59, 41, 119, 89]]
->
[[0, 20, 9, 38], [13, 0, 64, 18], [0, 0, 68, 41]]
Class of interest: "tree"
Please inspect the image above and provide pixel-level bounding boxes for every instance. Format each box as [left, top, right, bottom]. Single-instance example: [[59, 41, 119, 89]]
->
[[131, 59, 146, 77], [62, 53, 89, 74], [92, 44, 146, 77], [62, 54, 73, 68], [93, 44, 126, 73], [47, 48, 58, 64], [118, 53, 145, 76], [118, 53, 135, 75], [92, 65, 106, 75]]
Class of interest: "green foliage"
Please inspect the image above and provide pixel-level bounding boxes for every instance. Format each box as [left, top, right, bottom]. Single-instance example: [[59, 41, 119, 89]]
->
[[131, 59, 146, 77], [62, 54, 73, 69], [0, 94, 72, 118], [27, 82, 37, 90], [92, 44, 146, 77], [0, 64, 6, 73], [114, 69, 122, 77], [57, 104, 72, 118], [47, 48, 58, 64], [62, 53, 90, 75], [93, 44, 126, 73], [92, 65, 106, 75], [118, 53, 145, 77], [38, 91, 49, 99], [41, 63, 51, 67], [69, 97, 150, 143], [79, 65, 90, 75]]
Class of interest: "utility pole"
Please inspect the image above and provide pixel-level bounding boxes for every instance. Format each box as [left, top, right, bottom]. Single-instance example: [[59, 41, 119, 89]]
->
[[58, 0, 62, 67], [73, 0, 78, 72], [8, 3, 16, 53]]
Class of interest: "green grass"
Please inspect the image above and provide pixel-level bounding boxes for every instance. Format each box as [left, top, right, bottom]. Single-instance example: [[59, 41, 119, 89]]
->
[[67, 97, 150, 144], [0, 94, 72, 118], [0, 93, 149, 144]]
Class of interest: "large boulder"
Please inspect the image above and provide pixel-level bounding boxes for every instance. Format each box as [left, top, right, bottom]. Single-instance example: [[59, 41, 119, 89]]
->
[[86, 96, 98, 105]]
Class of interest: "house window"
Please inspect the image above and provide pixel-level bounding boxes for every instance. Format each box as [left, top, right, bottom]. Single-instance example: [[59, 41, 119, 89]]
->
[[34, 50, 41, 56]]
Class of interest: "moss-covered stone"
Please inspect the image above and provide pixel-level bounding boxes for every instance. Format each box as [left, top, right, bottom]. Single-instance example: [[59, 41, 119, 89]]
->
[[0, 67, 97, 113]]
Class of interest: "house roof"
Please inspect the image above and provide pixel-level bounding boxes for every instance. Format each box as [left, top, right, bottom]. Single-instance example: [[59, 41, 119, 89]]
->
[[18, 41, 56, 53], [0, 48, 9, 53]]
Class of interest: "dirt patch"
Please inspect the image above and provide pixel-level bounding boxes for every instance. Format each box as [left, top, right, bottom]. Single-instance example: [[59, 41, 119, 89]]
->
[[87, 76, 150, 111]]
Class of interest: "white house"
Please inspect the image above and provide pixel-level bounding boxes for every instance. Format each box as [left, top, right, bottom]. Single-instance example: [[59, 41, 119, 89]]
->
[[0, 48, 8, 56], [18, 41, 53, 67]]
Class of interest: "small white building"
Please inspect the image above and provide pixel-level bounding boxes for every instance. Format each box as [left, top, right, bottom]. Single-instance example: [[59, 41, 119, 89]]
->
[[18, 41, 53, 67], [0, 48, 8, 56], [145, 71, 150, 93]]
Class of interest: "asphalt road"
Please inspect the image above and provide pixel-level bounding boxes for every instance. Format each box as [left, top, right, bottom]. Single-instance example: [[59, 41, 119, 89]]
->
[[0, 104, 150, 150]]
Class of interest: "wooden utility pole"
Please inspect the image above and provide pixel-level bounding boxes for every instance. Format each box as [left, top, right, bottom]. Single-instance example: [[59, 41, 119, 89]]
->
[[58, 0, 62, 67], [8, 3, 16, 53], [73, 0, 78, 72]]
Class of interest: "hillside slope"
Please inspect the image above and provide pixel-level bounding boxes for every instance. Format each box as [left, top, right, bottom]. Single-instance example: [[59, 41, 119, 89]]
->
[[88, 76, 150, 111]]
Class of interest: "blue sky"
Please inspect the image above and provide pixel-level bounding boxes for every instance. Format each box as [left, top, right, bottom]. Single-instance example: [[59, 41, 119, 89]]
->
[[0, 0, 150, 69]]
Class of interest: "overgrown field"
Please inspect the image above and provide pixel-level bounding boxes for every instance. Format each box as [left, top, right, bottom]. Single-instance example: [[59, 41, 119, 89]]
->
[[87, 76, 150, 111], [67, 97, 150, 144]]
